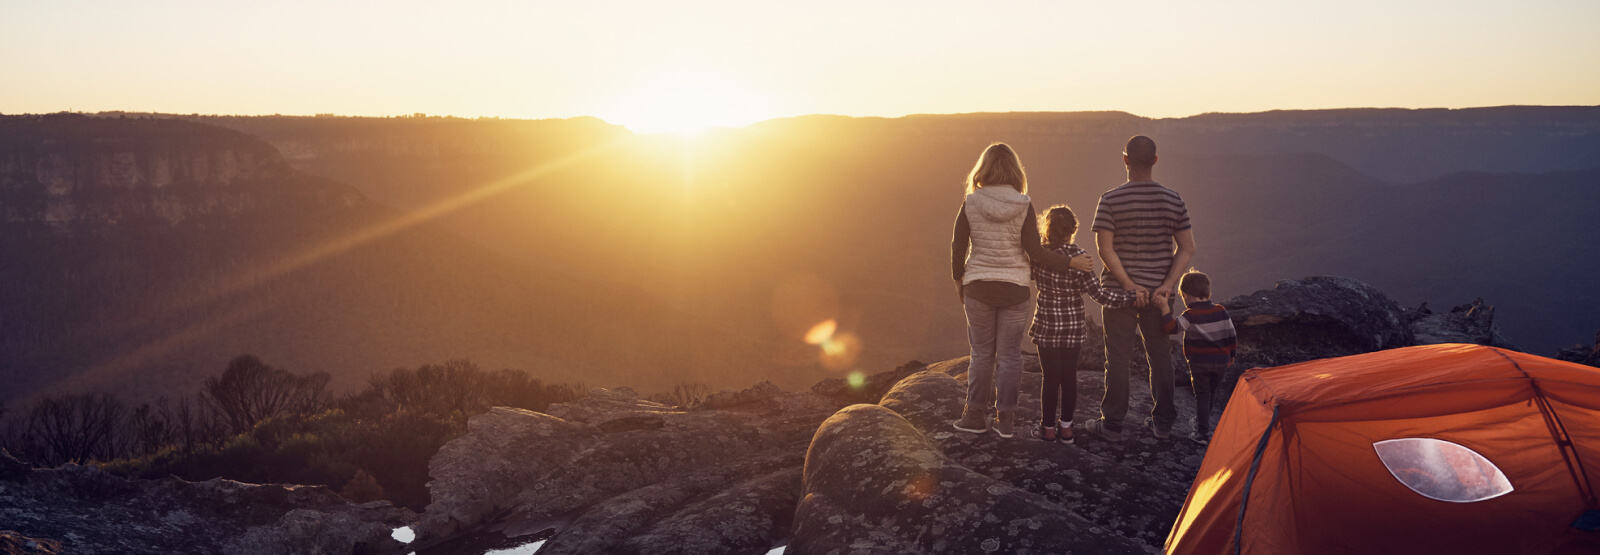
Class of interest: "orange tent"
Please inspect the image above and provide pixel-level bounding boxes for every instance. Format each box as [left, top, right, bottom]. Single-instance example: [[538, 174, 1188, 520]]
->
[[1166, 344, 1600, 554]]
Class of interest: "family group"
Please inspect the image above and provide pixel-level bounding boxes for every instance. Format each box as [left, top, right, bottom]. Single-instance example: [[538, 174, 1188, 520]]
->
[[950, 136, 1237, 445]]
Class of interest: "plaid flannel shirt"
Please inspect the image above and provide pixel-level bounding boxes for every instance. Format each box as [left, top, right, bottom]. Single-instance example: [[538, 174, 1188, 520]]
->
[[1030, 243, 1139, 348]]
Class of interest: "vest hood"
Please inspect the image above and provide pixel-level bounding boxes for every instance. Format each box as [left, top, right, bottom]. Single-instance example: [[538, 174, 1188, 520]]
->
[[967, 185, 1031, 222]]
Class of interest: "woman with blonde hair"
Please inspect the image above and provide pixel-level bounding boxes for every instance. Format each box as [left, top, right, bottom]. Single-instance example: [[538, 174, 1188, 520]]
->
[[950, 142, 1093, 438]]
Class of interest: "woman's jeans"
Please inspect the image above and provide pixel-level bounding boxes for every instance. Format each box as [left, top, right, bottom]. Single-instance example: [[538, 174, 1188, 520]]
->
[[964, 294, 1033, 413]]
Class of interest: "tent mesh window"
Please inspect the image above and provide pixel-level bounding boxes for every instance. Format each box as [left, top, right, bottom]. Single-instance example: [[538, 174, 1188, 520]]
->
[[1373, 438, 1514, 503]]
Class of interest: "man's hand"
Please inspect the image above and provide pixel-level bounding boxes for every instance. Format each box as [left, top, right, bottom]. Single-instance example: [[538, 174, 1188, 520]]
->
[[1069, 254, 1093, 272], [1128, 285, 1150, 307]]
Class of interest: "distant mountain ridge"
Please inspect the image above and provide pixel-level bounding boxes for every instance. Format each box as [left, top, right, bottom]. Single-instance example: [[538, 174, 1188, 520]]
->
[[184, 106, 1599, 357], [0, 114, 770, 405], [0, 114, 360, 226], [2, 107, 1597, 407]]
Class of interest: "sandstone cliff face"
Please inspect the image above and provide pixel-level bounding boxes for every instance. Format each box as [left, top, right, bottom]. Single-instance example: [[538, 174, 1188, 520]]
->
[[0, 114, 361, 226]]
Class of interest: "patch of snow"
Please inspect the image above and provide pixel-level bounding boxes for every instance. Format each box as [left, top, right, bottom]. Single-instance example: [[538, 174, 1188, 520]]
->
[[766, 547, 786, 555], [391, 526, 415, 543], [485, 540, 546, 555]]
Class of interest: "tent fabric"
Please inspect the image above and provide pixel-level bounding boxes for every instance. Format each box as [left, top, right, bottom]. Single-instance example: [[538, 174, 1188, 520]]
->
[[1166, 344, 1600, 554]]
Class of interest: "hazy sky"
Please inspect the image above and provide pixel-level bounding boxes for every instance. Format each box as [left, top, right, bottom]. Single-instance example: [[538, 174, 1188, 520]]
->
[[3, 0, 1597, 131]]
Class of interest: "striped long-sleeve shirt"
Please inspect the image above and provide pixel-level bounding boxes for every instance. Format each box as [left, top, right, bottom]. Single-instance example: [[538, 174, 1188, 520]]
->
[[1091, 181, 1190, 290], [1161, 301, 1237, 366]]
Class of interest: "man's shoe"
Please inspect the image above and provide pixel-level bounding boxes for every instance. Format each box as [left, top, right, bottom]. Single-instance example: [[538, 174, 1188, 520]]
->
[[1188, 430, 1210, 445], [1083, 418, 1123, 442], [1146, 417, 1172, 439], [993, 411, 1015, 438], [952, 406, 988, 434]]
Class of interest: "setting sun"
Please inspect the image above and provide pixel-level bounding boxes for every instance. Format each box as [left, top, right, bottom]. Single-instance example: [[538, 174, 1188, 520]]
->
[[603, 69, 774, 136]]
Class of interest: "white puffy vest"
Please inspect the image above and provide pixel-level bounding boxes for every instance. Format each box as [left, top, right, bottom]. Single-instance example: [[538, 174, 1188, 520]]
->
[[961, 185, 1032, 287]]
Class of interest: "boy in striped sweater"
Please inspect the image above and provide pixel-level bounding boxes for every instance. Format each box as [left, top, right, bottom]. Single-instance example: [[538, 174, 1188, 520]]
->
[[1158, 270, 1237, 445]]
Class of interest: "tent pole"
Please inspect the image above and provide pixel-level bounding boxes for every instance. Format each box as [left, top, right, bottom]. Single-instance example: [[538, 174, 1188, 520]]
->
[[1233, 405, 1280, 555], [1491, 348, 1600, 510]]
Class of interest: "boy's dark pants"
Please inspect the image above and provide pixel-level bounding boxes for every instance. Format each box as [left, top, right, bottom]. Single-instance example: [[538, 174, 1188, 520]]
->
[[1190, 362, 1228, 434], [1037, 347, 1080, 427], [1100, 302, 1176, 432]]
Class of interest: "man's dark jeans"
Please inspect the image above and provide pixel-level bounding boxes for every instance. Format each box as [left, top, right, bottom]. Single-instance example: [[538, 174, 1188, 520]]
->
[[1099, 301, 1176, 431]]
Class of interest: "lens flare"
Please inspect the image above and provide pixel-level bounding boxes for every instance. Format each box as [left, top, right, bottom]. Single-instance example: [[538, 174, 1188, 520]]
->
[[847, 371, 865, 388], [818, 332, 862, 371], [804, 320, 837, 345]]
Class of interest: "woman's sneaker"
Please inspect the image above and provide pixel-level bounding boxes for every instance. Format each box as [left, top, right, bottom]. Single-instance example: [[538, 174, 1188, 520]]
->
[[952, 406, 988, 434], [1057, 423, 1074, 445], [1083, 418, 1123, 442], [993, 411, 1016, 438]]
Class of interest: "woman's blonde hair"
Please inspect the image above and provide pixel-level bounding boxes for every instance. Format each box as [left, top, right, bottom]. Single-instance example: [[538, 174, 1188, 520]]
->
[[1039, 204, 1078, 247], [965, 142, 1028, 195]]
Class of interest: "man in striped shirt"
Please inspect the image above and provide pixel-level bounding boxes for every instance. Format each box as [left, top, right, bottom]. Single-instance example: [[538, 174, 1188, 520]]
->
[[1082, 135, 1197, 442], [1159, 271, 1236, 444]]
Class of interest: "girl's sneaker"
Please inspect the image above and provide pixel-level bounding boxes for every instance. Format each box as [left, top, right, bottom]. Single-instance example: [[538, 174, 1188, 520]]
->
[[1188, 430, 1210, 445], [1031, 425, 1058, 442], [1057, 423, 1074, 444]]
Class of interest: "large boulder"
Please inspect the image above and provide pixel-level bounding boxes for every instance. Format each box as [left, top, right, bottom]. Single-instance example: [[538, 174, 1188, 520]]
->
[[789, 404, 1148, 554], [0, 458, 412, 555], [1405, 298, 1518, 350], [417, 380, 846, 553], [879, 367, 1206, 549], [621, 467, 803, 555], [1223, 276, 1412, 367]]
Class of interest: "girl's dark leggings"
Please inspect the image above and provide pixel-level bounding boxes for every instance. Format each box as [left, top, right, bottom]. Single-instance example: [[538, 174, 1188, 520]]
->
[[1037, 346, 1080, 427]]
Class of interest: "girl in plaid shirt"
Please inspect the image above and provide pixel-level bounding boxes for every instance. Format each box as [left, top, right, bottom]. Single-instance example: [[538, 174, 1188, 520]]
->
[[1030, 205, 1140, 443]]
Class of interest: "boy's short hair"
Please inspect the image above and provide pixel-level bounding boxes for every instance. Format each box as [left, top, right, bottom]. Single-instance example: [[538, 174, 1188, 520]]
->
[[1179, 270, 1211, 299]]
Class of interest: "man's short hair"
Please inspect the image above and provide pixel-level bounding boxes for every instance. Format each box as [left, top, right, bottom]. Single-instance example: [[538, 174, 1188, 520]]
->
[[1179, 270, 1211, 299], [1124, 135, 1157, 168]]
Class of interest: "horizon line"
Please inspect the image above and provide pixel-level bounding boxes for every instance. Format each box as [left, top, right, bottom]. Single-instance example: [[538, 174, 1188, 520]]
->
[[7, 103, 1598, 134]]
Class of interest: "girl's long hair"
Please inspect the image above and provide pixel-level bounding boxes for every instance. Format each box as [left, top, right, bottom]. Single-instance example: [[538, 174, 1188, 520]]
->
[[965, 142, 1028, 195], [1040, 204, 1077, 248]]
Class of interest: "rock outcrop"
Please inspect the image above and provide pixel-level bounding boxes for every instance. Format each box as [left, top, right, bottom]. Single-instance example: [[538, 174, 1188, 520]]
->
[[0, 274, 1551, 555], [1223, 276, 1413, 368], [790, 404, 1146, 554], [0, 448, 413, 555], [416, 382, 847, 553], [1557, 330, 1600, 368], [1405, 298, 1518, 349]]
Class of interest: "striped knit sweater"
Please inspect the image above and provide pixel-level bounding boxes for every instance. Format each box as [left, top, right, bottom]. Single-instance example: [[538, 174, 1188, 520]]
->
[[1160, 300, 1237, 366]]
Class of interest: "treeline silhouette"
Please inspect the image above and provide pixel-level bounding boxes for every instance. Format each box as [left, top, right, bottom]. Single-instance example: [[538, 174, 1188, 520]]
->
[[0, 355, 587, 510]]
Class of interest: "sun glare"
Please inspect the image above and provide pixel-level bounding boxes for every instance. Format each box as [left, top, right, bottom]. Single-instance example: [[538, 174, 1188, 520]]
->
[[605, 69, 773, 136]]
